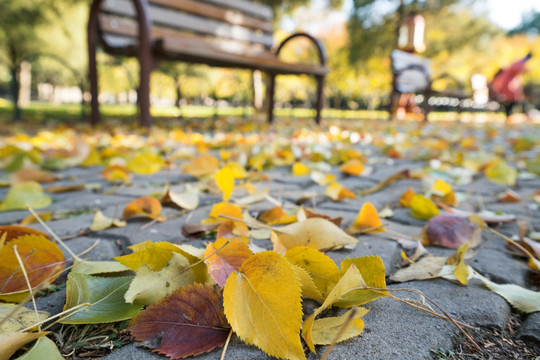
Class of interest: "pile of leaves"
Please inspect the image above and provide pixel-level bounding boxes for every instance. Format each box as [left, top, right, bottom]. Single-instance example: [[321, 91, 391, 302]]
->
[[0, 119, 540, 359]]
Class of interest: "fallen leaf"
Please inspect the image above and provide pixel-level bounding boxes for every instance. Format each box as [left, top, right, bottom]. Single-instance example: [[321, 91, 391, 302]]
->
[[214, 167, 235, 202], [0, 234, 64, 302], [0, 226, 49, 242], [122, 196, 165, 222], [202, 202, 249, 237], [271, 218, 358, 254], [311, 307, 369, 346], [311, 171, 336, 186], [223, 251, 305, 360], [430, 179, 456, 206], [181, 223, 219, 238], [90, 210, 126, 231], [13, 336, 63, 360], [297, 207, 342, 226], [422, 214, 482, 248], [128, 283, 231, 359], [101, 164, 131, 183], [10, 168, 59, 185], [0, 304, 49, 332], [0, 332, 48, 360], [286, 246, 340, 300], [444, 244, 470, 285], [19, 212, 52, 225], [124, 252, 195, 305], [258, 206, 297, 225], [340, 159, 364, 176], [409, 194, 439, 220], [127, 153, 165, 175], [497, 189, 521, 203], [522, 237, 540, 259], [0, 182, 52, 212], [61, 273, 143, 324], [204, 237, 253, 287], [182, 154, 219, 178], [349, 202, 385, 233], [45, 184, 86, 193], [485, 160, 517, 186], [71, 260, 130, 275], [291, 264, 323, 301], [390, 256, 447, 283], [162, 184, 199, 210], [324, 181, 356, 201], [400, 187, 416, 207], [476, 273, 540, 313], [292, 162, 310, 176]]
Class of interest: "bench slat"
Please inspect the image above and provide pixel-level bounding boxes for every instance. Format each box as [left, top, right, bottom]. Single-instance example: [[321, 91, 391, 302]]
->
[[202, 0, 272, 21], [102, 0, 274, 48], [149, 0, 273, 33], [100, 14, 268, 55]]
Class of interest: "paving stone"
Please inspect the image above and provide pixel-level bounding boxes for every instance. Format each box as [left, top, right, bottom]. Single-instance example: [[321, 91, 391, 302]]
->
[[387, 208, 429, 227], [364, 161, 425, 182], [454, 178, 509, 196], [26, 288, 67, 319], [518, 312, 540, 345], [63, 236, 124, 261]]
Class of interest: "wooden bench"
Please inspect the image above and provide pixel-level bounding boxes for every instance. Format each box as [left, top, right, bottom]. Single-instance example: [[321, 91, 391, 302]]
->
[[389, 49, 470, 120], [88, 0, 329, 127]]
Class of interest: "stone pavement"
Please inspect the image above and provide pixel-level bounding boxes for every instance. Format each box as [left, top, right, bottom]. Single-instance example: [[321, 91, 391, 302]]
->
[[2, 134, 540, 359]]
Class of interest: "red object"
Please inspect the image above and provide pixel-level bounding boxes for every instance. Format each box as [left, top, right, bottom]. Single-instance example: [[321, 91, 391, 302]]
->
[[491, 53, 532, 102]]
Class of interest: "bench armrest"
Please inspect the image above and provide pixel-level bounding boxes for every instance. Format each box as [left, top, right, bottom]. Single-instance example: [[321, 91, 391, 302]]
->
[[275, 32, 327, 66]]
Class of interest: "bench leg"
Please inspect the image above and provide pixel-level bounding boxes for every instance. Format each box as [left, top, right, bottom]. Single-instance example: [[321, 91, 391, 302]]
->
[[315, 75, 324, 125], [266, 74, 276, 123], [138, 60, 151, 128], [88, 28, 100, 126]]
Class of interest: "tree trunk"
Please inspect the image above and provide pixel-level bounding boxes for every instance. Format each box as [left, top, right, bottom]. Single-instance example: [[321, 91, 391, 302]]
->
[[10, 65, 21, 121]]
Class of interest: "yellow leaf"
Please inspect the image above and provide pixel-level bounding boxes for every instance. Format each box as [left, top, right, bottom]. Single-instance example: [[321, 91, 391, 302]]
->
[[122, 196, 165, 222], [311, 171, 336, 186], [0, 182, 52, 211], [127, 153, 165, 175], [311, 307, 369, 345], [292, 162, 310, 176], [339, 159, 364, 176], [302, 264, 366, 353], [0, 332, 48, 360], [258, 206, 297, 225], [335, 256, 389, 308], [10, 168, 59, 186], [409, 194, 439, 220], [291, 264, 323, 301], [285, 246, 340, 299], [124, 252, 195, 305], [81, 146, 102, 167], [349, 202, 385, 233], [101, 164, 131, 183], [324, 182, 356, 201], [204, 237, 253, 287], [214, 167, 235, 202], [223, 251, 305, 360], [182, 154, 219, 178], [19, 211, 51, 225], [90, 211, 126, 231], [202, 202, 249, 237], [431, 179, 452, 196], [485, 160, 517, 186], [0, 304, 49, 332], [271, 218, 358, 254], [399, 187, 416, 207], [162, 184, 199, 210], [443, 244, 470, 285], [226, 162, 247, 179]]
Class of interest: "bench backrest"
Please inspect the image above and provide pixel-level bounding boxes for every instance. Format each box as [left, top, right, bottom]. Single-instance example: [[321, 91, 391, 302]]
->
[[98, 0, 274, 52]]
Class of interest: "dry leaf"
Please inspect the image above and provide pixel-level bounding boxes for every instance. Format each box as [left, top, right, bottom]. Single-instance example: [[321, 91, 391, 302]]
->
[[223, 251, 305, 360], [0, 182, 52, 212], [297, 207, 342, 226], [485, 160, 517, 186], [181, 223, 219, 238], [127, 153, 165, 175], [0, 234, 64, 302], [349, 202, 385, 233], [497, 189, 521, 203], [292, 162, 310, 176], [205, 237, 253, 287], [390, 256, 447, 283], [476, 273, 540, 313], [409, 194, 439, 220], [214, 167, 235, 201], [0, 331, 49, 360], [357, 169, 410, 196], [90, 210, 126, 231], [19, 211, 52, 225], [123, 196, 165, 222], [0, 304, 49, 332], [202, 202, 249, 237], [258, 206, 296, 225], [400, 187, 416, 207], [46, 184, 86, 193], [10, 168, 59, 185], [182, 154, 219, 178], [311, 171, 336, 186], [340, 159, 364, 176], [271, 218, 358, 254], [422, 214, 482, 249], [0, 225, 49, 242], [324, 182, 356, 201], [101, 164, 131, 183], [311, 307, 369, 346], [162, 184, 199, 210], [128, 283, 231, 359]]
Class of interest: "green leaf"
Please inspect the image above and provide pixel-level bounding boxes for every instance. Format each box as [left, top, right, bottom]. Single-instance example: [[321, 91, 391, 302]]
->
[[61, 273, 142, 324], [409, 194, 439, 220], [14, 336, 63, 360], [485, 160, 517, 186], [0, 182, 52, 211]]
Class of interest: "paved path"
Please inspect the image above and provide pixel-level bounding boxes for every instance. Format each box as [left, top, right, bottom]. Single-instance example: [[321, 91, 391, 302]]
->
[[1, 120, 539, 359]]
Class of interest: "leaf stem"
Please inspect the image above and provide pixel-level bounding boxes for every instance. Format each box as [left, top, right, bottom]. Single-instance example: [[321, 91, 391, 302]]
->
[[27, 206, 81, 262], [483, 226, 539, 266], [220, 329, 233, 360], [23, 303, 91, 332], [12, 245, 40, 328], [319, 307, 358, 360]]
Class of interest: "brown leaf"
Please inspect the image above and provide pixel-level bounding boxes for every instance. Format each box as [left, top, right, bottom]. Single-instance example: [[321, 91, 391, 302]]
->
[[357, 169, 409, 196], [128, 283, 230, 359], [0, 225, 49, 242], [46, 184, 86, 193], [10, 168, 60, 185], [497, 189, 521, 203], [181, 223, 219, 238], [297, 207, 342, 226], [422, 214, 482, 249]]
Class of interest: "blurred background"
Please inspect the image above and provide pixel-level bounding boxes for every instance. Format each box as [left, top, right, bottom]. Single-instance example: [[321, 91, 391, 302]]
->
[[1, 0, 540, 121]]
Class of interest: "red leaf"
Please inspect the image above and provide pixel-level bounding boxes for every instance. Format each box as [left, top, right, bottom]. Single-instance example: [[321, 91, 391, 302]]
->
[[128, 283, 231, 359]]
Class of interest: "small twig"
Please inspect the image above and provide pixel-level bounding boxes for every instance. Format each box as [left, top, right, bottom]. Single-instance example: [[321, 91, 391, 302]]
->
[[140, 218, 159, 231], [0, 249, 35, 293], [383, 228, 418, 241], [319, 308, 358, 360], [12, 245, 40, 329], [483, 226, 538, 264], [220, 329, 233, 360], [24, 303, 91, 332], [27, 206, 81, 262], [0, 279, 51, 330]]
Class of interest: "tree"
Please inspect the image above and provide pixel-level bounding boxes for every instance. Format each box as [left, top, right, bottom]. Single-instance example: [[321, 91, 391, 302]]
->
[[509, 11, 540, 35]]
